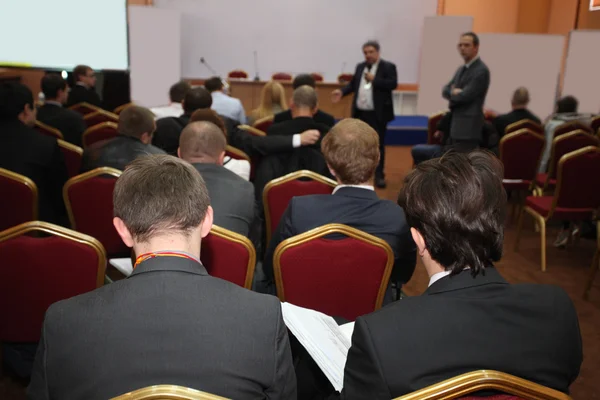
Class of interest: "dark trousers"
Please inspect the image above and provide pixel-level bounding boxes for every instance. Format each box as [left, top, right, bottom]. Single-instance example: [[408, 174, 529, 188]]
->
[[355, 110, 387, 178], [444, 138, 479, 153]]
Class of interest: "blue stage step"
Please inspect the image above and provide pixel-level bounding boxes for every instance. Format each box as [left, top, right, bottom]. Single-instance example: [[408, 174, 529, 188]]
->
[[386, 115, 428, 146]]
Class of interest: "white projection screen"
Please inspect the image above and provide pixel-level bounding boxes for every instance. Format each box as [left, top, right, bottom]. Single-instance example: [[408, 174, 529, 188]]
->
[[0, 0, 129, 71], [563, 30, 600, 114]]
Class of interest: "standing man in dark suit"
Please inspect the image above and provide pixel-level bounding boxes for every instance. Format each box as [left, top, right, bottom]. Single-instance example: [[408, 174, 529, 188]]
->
[[492, 87, 541, 137], [66, 65, 102, 108], [27, 154, 296, 400], [331, 41, 397, 188], [37, 73, 87, 146], [442, 32, 490, 152], [340, 151, 582, 399]]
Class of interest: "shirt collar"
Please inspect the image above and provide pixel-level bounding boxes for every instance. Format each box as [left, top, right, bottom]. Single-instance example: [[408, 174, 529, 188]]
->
[[465, 55, 480, 68], [44, 100, 63, 107], [428, 270, 452, 287], [332, 184, 375, 194]]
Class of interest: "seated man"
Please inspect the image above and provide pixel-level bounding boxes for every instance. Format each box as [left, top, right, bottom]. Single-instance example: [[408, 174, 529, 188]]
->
[[178, 121, 255, 237], [260, 118, 416, 296], [37, 73, 87, 146], [204, 76, 246, 123], [81, 105, 164, 171], [492, 87, 541, 137], [66, 64, 102, 108], [0, 82, 68, 226], [150, 80, 191, 120], [27, 155, 296, 400], [340, 151, 582, 399], [273, 74, 335, 127]]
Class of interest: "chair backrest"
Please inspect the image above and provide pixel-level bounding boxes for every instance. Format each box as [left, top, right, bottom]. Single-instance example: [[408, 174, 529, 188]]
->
[[82, 121, 119, 148], [392, 370, 571, 400], [591, 115, 600, 136], [200, 225, 255, 289], [110, 385, 229, 400], [263, 170, 337, 243], [83, 109, 119, 128], [499, 128, 545, 181], [311, 73, 324, 82], [63, 167, 128, 257], [34, 120, 63, 139], [68, 102, 101, 115], [252, 115, 274, 132], [57, 139, 83, 178], [553, 120, 592, 138], [428, 111, 447, 145], [505, 119, 544, 136], [0, 221, 106, 342], [113, 102, 134, 115], [546, 130, 600, 182], [271, 72, 293, 81], [238, 124, 266, 137], [227, 69, 249, 79], [0, 169, 38, 231], [337, 73, 354, 84], [225, 145, 250, 161], [274, 223, 393, 321]]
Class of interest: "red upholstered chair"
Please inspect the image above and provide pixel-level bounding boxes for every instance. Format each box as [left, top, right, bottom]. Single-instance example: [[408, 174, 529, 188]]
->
[[271, 72, 293, 81], [274, 224, 393, 321], [515, 146, 600, 271], [263, 170, 337, 243], [0, 221, 105, 344], [68, 102, 101, 116], [64, 167, 128, 257], [552, 120, 592, 138], [311, 73, 324, 82], [82, 121, 119, 148], [391, 370, 571, 400], [200, 225, 255, 289], [228, 70, 249, 79], [113, 102, 134, 115], [583, 221, 600, 301], [0, 169, 38, 232], [499, 128, 545, 192], [57, 139, 83, 178], [337, 73, 354, 84], [34, 120, 63, 140], [253, 115, 274, 133], [427, 111, 447, 145], [591, 115, 600, 136], [505, 119, 543, 136], [83, 109, 119, 128]]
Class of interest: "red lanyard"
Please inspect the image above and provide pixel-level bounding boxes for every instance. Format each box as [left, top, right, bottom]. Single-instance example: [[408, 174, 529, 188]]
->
[[133, 251, 198, 269]]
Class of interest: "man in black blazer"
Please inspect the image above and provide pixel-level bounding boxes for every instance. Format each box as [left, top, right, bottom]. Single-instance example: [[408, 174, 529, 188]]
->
[[331, 41, 397, 188], [493, 87, 541, 137], [442, 32, 490, 151], [274, 74, 336, 127], [340, 151, 582, 399], [28, 155, 296, 400], [0, 82, 68, 226], [66, 64, 103, 108], [37, 73, 87, 146]]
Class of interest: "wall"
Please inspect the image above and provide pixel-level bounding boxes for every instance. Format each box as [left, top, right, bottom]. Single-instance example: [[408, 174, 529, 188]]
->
[[516, 0, 551, 33], [547, 0, 579, 34], [577, 0, 600, 29], [442, 0, 520, 33]]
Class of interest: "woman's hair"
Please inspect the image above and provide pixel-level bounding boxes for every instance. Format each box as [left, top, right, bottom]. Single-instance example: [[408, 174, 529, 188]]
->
[[249, 81, 288, 121], [189, 108, 227, 138]]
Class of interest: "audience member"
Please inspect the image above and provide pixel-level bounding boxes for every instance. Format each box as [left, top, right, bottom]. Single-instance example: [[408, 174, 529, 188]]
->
[[66, 65, 102, 108], [150, 80, 191, 119], [179, 122, 255, 236], [339, 151, 582, 399], [37, 73, 87, 146], [81, 106, 164, 171], [260, 118, 416, 295], [492, 87, 541, 137], [204, 77, 246, 123], [27, 155, 296, 400], [247, 81, 287, 125], [273, 74, 335, 127], [0, 82, 68, 226]]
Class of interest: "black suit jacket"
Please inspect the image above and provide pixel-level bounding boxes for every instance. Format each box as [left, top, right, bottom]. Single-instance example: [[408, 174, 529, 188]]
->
[[153, 114, 191, 156], [274, 109, 336, 128], [36, 103, 87, 147], [66, 84, 102, 108], [0, 120, 68, 225], [341, 268, 582, 399], [492, 108, 541, 137], [342, 59, 397, 124], [81, 134, 165, 172], [27, 256, 296, 400]]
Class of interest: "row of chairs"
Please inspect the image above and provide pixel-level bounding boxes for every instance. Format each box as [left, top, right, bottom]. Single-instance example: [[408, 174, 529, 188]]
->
[[227, 70, 354, 84]]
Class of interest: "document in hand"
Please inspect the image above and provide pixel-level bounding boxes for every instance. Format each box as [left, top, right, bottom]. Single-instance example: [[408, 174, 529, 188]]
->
[[281, 302, 355, 392]]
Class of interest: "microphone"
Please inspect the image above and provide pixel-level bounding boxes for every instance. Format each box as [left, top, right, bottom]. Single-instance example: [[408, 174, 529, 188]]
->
[[200, 57, 229, 92], [253, 50, 260, 81], [340, 61, 346, 74]]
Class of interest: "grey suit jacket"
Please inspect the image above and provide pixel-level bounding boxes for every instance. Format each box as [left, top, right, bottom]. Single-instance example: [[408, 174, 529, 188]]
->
[[442, 58, 490, 141], [27, 257, 296, 400]]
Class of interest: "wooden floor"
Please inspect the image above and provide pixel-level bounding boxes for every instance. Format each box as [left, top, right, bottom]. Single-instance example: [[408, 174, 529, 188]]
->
[[2, 146, 599, 399]]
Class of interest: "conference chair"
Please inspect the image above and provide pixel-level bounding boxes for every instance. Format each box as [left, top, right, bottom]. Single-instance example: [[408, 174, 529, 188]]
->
[[583, 221, 600, 301], [337, 73, 354, 84], [68, 101, 102, 116], [113, 102, 134, 115], [227, 70, 249, 79], [252, 115, 274, 133], [310, 73, 324, 82], [505, 119, 544, 136], [82, 121, 119, 148], [553, 120, 592, 138], [200, 225, 256, 289], [591, 115, 600, 136], [34, 120, 63, 140], [273, 223, 393, 321], [263, 170, 337, 244], [111, 385, 229, 400], [0, 169, 37, 232], [271, 72, 293, 81], [500, 129, 545, 192], [515, 146, 600, 272], [83, 109, 119, 128], [427, 111, 447, 145], [237, 124, 266, 137], [393, 370, 572, 400], [57, 139, 83, 178], [63, 167, 129, 257]]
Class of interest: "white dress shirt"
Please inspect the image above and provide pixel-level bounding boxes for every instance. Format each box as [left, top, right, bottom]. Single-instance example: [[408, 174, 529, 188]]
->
[[356, 60, 380, 111], [223, 157, 250, 181], [464, 54, 480, 69], [428, 270, 452, 287], [332, 184, 375, 194], [211, 91, 246, 124], [150, 103, 183, 120]]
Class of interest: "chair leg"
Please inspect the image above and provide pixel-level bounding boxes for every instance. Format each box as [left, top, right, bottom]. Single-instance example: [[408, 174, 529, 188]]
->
[[515, 208, 526, 252], [539, 218, 547, 272], [584, 250, 600, 300]]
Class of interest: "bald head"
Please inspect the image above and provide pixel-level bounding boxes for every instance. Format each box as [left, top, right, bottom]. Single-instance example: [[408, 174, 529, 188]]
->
[[291, 85, 318, 117], [511, 87, 530, 109], [178, 121, 226, 165]]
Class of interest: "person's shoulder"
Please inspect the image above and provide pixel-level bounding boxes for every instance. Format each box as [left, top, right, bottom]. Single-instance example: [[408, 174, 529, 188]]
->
[[146, 143, 166, 154], [63, 107, 85, 121], [381, 59, 396, 68]]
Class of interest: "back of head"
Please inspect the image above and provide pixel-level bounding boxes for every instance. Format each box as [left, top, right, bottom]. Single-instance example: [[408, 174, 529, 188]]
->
[[292, 74, 316, 89], [0, 82, 33, 121], [113, 154, 210, 242], [183, 87, 212, 114], [204, 77, 224, 93], [321, 119, 379, 184], [398, 150, 506, 276], [118, 106, 156, 138], [292, 85, 318, 110], [262, 81, 286, 108], [556, 96, 578, 114], [179, 121, 227, 163], [189, 109, 227, 135], [511, 87, 529, 108], [41, 73, 67, 100], [73, 65, 92, 82], [169, 81, 191, 103]]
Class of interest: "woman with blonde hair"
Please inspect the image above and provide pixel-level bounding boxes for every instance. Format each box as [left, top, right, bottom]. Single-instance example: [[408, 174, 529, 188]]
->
[[247, 81, 288, 125]]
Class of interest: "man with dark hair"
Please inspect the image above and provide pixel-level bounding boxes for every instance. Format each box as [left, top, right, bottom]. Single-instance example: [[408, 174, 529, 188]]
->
[[274, 74, 335, 127], [339, 151, 582, 399], [81, 105, 164, 171], [492, 87, 541, 137], [0, 82, 68, 226], [66, 64, 102, 108], [331, 40, 398, 188], [37, 73, 87, 146], [204, 76, 246, 123], [28, 154, 296, 400], [150, 80, 191, 119]]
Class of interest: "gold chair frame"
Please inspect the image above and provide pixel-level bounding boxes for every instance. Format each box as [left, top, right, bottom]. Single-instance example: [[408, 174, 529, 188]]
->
[[553, 120, 592, 138], [224, 145, 250, 162], [583, 220, 600, 300], [208, 225, 256, 289], [252, 115, 275, 131], [110, 385, 229, 400], [83, 109, 119, 125], [68, 102, 102, 115], [0, 168, 38, 222], [35, 120, 64, 139], [237, 124, 266, 137], [57, 139, 83, 156], [114, 102, 134, 115], [504, 119, 543, 136], [82, 121, 119, 148]]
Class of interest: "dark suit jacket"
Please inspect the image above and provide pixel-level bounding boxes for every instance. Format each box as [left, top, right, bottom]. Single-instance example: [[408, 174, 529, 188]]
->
[[492, 108, 541, 137], [36, 103, 87, 147], [263, 187, 416, 288], [341, 268, 582, 399], [27, 256, 296, 400], [0, 120, 68, 225], [274, 109, 336, 128], [442, 58, 491, 141], [342, 59, 398, 123], [66, 84, 102, 108], [267, 116, 330, 149], [152, 114, 191, 156], [437, 112, 499, 154], [81, 134, 165, 172]]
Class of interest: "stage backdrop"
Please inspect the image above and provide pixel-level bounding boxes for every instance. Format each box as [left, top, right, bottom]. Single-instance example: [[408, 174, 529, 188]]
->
[[153, 0, 437, 83], [563, 30, 600, 114]]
